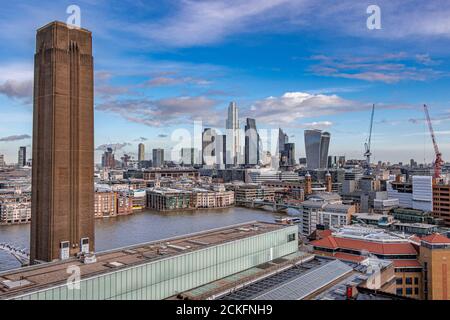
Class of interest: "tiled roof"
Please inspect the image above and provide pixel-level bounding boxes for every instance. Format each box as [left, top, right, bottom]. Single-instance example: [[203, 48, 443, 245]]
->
[[421, 234, 450, 244], [312, 236, 418, 256], [392, 260, 422, 268], [333, 252, 366, 262]]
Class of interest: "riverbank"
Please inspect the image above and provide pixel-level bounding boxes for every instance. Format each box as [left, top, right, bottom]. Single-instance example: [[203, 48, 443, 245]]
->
[[0, 207, 283, 272]]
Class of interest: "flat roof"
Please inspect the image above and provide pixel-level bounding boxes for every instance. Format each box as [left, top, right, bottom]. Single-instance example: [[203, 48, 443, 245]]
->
[[37, 21, 92, 34], [218, 257, 353, 300], [0, 221, 289, 299]]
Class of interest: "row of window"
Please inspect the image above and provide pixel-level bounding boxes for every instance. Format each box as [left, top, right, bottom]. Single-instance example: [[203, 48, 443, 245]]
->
[[396, 287, 419, 296], [396, 277, 419, 285]]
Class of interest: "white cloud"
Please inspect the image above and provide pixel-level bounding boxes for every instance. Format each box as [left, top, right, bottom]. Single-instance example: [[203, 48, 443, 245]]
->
[[131, 0, 302, 47], [246, 91, 366, 126], [310, 54, 445, 83], [96, 95, 221, 127]]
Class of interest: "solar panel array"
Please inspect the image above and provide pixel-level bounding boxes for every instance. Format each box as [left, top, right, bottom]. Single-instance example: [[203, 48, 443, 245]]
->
[[218, 257, 353, 300], [253, 259, 353, 300]]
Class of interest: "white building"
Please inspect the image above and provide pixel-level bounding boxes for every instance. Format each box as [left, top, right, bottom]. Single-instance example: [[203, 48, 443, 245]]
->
[[387, 175, 433, 211], [246, 169, 300, 184], [300, 198, 355, 236]]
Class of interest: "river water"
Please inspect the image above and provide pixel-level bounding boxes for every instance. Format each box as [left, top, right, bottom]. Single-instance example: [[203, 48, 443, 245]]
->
[[0, 207, 282, 272]]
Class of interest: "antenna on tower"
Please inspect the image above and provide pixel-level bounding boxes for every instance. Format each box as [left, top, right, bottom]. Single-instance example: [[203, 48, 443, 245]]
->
[[364, 104, 375, 175]]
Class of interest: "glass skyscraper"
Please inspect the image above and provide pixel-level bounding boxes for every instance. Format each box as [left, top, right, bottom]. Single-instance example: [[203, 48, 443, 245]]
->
[[304, 129, 331, 169]]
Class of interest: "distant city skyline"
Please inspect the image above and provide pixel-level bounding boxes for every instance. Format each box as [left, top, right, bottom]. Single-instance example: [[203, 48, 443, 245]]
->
[[1, 1, 450, 164]]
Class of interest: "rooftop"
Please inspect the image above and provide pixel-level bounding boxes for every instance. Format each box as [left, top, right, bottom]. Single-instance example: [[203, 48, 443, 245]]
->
[[37, 21, 92, 34], [218, 257, 353, 300], [421, 233, 450, 244], [312, 235, 418, 255], [0, 221, 286, 299]]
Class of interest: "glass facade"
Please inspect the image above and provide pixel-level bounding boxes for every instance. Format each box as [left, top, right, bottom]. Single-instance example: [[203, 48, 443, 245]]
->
[[13, 226, 298, 300]]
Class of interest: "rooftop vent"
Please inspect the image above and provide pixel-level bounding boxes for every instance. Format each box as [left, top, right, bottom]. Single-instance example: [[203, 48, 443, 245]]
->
[[2, 279, 32, 289], [122, 249, 138, 255], [167, 244, 191, 251], [186, 239, 209, 246], [105, 261, 125, 268]]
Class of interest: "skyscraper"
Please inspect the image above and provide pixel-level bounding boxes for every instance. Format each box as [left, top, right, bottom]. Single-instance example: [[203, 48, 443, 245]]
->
[[31, 22, 95, 262], [215, 134, 227, 167], [18, 146, 26, 167], [278, 129, 295, 167], [202, 128, 216, 166], [283, 143, 296, 166], [226, 102, 240, 166], [138, 143, 145, 162], [180, 148, 199, 166], [102, 147, 115, 168], [304, 129, 331, 169], [278, 128, 289, 155], [152, 149, 165, 167], [0, 154, 5, 167], [320, 132, 331, 168], [245, 118, 260, 166]]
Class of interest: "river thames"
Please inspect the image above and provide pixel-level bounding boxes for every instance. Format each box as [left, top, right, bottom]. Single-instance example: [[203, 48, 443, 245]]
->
[[0, 207, 284, 272]]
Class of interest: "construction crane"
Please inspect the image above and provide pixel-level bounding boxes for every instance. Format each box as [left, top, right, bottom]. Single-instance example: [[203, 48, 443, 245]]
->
[[364, 104, 375, 175], [423, 104, 444, 180]]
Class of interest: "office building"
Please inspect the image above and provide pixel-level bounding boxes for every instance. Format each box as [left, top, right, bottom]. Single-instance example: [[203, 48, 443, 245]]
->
[[18, 147, 26, 167], [215, 135, 226, 167], [278, 128, 288, 156], [387, 176, 433, 211], [138, 143, 145, 162], [320, 132, 331, 168], [202, 128, 216, 166], [282, 143, 296, 167], [101, 147, 115, 168], [30, 22, 95, 262], [300, 196, 355, 236], [226, 102, 241, 166], [433, 183, 450, 227], [191, 188, 235, 208], [152, 149, 164, 168], [142, 168, 199, 181], [328, 156, 338, 169], [0, 154, 5, 167], [234, 185, 276, 202], [304, 130, 330, 169], [147, 188, 193, 211], [245, 118, 260, 166], [180, 148, 199, 166]]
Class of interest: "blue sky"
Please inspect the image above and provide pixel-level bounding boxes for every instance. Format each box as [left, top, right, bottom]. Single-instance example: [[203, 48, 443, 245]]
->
[[1, 0, 450, 164]]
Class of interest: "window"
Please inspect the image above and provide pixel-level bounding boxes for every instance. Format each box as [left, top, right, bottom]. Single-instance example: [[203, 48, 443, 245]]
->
[[396, 278, 403, 285], [414, 277, 419, 285], [414, 288, 419, 295], [405, 288, 413, 295], [396, 288, 403, 296], [405, 277, 412, 285], [288, 233, 296, 242]]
